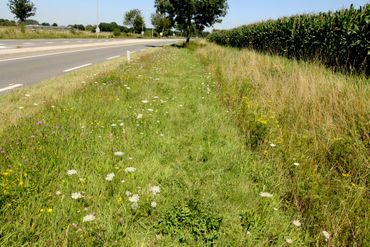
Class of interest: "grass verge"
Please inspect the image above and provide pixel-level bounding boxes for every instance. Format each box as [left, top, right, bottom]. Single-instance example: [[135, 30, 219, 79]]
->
[[0, 45, 303, 246], [0, 53, 141, 134], [195, 41, 369, 246]]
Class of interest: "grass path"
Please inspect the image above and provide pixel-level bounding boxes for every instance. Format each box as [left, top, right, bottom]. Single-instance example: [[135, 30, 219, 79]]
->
[[1, 47, 303, 246]]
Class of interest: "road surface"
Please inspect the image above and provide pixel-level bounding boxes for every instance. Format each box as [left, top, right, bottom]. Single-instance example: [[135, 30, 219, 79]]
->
[[0, 38, 181, 93]]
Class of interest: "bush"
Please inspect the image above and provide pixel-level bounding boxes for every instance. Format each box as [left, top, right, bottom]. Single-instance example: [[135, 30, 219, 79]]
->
[[113, 28, 121, 37]]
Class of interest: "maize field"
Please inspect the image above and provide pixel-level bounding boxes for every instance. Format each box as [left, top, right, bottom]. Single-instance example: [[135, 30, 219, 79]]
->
[[208, 4, 370, 75]]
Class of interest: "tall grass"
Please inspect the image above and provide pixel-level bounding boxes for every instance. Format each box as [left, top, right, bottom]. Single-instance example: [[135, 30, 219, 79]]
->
[[0, 46, 303, 246], [195, 41, 369, 246]]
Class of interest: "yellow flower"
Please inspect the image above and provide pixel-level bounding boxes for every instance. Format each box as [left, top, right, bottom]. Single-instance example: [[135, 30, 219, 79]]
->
[[47, 208, 53, 213], [257, 118, 268, 125], [40, 209, 44, 213], [342, 173, 351, 177], [117, 196, 123, 203]]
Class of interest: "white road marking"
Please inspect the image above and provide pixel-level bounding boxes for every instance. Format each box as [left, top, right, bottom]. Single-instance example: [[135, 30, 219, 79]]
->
[[46, 42, 54, 44], [0, 44, 138, 63], [63, 63, 92, 72], [63, 41, 70, 43], [0, 84, 23, 93], [0, 46, 6, 49], [23, 42, 34, 45], [106, 55, 120, 60]]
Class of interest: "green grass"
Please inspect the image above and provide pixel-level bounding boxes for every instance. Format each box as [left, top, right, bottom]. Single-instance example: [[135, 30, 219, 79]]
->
[[0, 46, 304, 246], [1, 42, 368, 246]]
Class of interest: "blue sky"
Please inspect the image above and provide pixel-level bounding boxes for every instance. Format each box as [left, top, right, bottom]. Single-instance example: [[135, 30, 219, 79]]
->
[[0, 0, 368, 29]]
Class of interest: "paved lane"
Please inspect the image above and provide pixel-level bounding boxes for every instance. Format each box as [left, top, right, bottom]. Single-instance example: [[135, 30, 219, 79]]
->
[[0, 39, 180, 92]]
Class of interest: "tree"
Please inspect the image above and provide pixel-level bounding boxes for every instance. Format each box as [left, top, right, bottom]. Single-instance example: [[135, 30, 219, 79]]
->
[[154, 0, 228, 42], [8, 0, 36, 23], [124, 9, 145, 34], [52, 23, 58, 27], [151, 13, 172, 36]]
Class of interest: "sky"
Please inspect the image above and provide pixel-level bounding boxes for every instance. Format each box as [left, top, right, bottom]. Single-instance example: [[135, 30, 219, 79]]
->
[[0, 0, 368, 29]]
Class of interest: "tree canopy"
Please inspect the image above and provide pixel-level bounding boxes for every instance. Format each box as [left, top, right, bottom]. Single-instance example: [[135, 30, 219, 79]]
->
[[124, 9, 145, 34], [151, 13, 172, 36], [154, 0, 228, 42], [8, 0, 36, 23]]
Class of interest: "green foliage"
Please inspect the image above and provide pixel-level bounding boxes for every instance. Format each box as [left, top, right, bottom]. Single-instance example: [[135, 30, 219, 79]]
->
[[25, 19, 38, 25], [155, 0, 228, 42], [7, 0, 36, 22], [112, 28, 121, 37], [124, 9, 145, 34], [157, 199, 223, 244], [0, 18, 16, 26], [208, 4, 370, 75], [151, 13, 172, 36]]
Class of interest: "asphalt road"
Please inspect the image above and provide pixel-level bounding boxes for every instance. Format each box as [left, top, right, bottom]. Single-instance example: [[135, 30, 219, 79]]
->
[[0, 39, 180, 93]]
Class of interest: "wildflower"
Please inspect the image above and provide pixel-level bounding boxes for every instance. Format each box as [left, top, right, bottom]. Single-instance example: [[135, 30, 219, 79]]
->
[[342, 173, 351, 177], [125, 167, 136, 173], [117, 196, 123, 203], [67, 170, 77, 176], [125, 190, 132, 197], [153, 96, 159, 99], [149, 186, 161, 195], [137, 114, 143, 119], [111, 124, 117, 127], [131, 202, 139, 210], [48, 208, 53, 213], [142, 100, 149, 104], [25, 94, 30, 97], [286, 238, 293, 244], [257, 118, 268, 125], [322, 231, 330, 241], [83, 213, 96, 222], [259, 192, 273, 198], [148, 109, 154, 112], [121, 179, 126, 183], [40, 209, 44, 213], [120, 123, 124, 126], [71, 192, 84, 200], [55, 191, 62, 196], [151, 201, 157, 208], [293, 162, 300, 167], [105, 173, 115, 181], [114, 151, 124, 157], [18, 106, 24, 110], [292, 220, 301, 227], [129, 194, 140, 203], [270, 143, 276, 148]]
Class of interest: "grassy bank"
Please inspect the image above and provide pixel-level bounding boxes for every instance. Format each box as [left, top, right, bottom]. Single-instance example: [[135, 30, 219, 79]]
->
[[1, 42, 368, 246], [0, 45, 303, 246], [195, 41, 369, 246]]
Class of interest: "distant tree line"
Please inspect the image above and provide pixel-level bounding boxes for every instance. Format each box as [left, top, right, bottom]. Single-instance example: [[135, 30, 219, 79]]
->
[[5, 0, 227, 40]]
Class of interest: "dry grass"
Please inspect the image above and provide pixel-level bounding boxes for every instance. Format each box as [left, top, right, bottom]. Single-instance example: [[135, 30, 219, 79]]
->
[[195, 41, 369, 246]]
